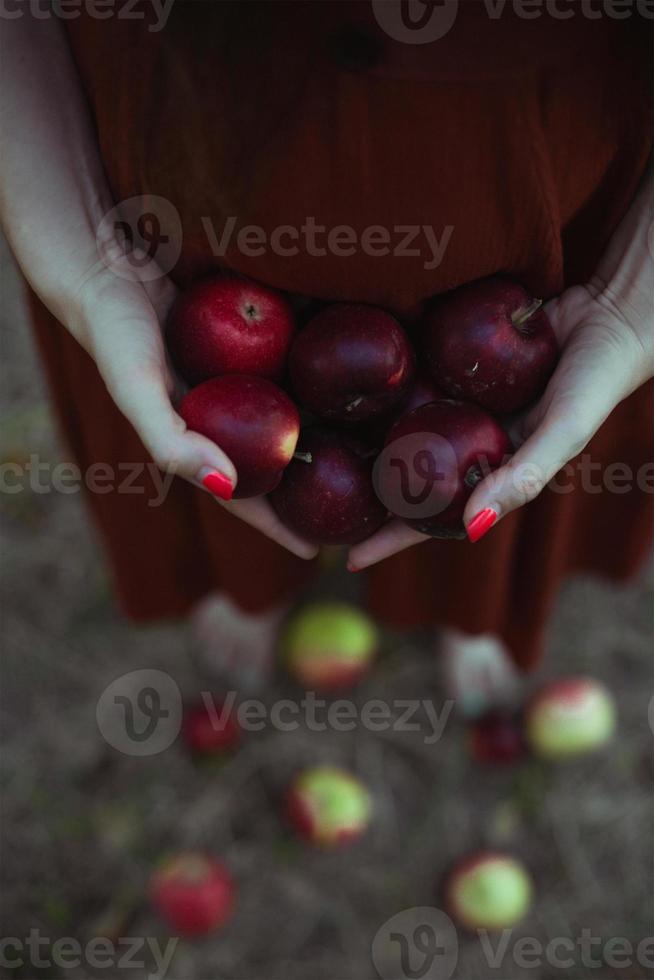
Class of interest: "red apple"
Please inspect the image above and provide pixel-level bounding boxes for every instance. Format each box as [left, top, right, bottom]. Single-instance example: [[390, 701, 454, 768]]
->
[[397, 372, 446, 415], [286, 766, 372, 847], [180, 375, 300, 498], [374, 400, 511, 537], [288, 303, 414, 422], [168, 275, 295, 384], [269, 427, 387, 545], [422, 276, 558, 414], [150, 853, 234, 936], [444, 851, 533, 930], [182, 698, 241, 756], [468, 711, 526, 765]]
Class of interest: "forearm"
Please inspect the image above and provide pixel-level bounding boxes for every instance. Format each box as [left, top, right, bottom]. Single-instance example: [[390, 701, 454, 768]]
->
[[0, 15, 113, 332], [591, 154, 654, 366]]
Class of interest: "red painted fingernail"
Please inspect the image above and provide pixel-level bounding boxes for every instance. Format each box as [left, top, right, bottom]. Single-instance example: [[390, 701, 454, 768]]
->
[[347, 563, 361, 573], [466, 508, 498, 543], [202, 470, 234, 501]]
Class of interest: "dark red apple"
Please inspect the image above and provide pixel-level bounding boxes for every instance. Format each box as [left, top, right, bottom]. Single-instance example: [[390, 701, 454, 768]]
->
[[468, 711, 526, 765], [422, 276, 558, 414], [168, 276, 295, 384], [182, 698, 241, 756], [289, 303, 414, 422], [374, 400, 511, 537], [397, 372, 446, 415], [269, 427, 387, 545], [150, 852, 234, 936], [180, 375, 300, 498]]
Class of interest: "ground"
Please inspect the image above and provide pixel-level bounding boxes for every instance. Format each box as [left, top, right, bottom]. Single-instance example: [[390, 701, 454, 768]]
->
[[1, 235, 653, 980]]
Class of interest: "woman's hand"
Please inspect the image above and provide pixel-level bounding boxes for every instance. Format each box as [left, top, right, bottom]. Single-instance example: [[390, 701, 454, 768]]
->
[[348, 159, 654, 570], [0, 15, 317, 560], [72, 261, 318, 560]]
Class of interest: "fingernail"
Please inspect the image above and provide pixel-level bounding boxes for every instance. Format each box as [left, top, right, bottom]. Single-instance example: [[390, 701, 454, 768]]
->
[[466, 507, 498, 543], [347, 562, 362, 573], [201, 469, 234, 501]]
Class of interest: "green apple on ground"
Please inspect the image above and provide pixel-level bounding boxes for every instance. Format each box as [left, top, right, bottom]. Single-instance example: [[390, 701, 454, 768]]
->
[[286, 766, 373, 847], [525, 676, 616, 759], [445, 851, 533, 930], [281, 602, 378, 691]]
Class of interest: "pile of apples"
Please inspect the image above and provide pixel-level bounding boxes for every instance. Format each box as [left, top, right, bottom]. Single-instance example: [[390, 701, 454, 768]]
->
[[168, 273, 558, 540]]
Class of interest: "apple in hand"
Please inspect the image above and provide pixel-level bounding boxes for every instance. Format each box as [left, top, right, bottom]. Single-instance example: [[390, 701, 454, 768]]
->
[[445, 852, 533, 930], [180, 375, 300, 497], [168, 275, 295, 384], [422, 276, 558, 414], [281, 602, 378, 692], [270, 427, 387, 545], [289, 303, 414, 422], [150, 853, 235, 936], [375, 400, 511, 537], [525, 676, 616, 759], [397, 372, 446, 415], [286, 766, 372, 847], [182, 698, 241, 756], [468, 711, 526, 765]]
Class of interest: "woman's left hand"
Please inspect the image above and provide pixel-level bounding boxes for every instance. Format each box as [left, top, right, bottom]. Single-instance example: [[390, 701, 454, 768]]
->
[[347, 162, 654, 571]]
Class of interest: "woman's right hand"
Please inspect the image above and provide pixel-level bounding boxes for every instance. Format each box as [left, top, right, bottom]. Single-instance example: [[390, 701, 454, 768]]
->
[[0, 14, 317, 560], [70, 259, 318, 560]]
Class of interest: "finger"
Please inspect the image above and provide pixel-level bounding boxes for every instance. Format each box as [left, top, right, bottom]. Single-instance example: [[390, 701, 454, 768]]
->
[[226, 497, 319, 560], [347, 518, 429, 571]]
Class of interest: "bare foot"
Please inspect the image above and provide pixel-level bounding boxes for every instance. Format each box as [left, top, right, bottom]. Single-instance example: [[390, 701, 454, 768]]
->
[[191, 593, 288, 693], [440, 628, 523, 718]]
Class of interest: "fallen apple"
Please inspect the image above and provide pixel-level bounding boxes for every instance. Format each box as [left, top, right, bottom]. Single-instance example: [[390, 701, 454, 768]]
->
[[445, 851, 533, 930], [422, 276, 558, 414], [525, 676, 616, 759], [269, 427, 387, 545], [374, 400, 511, 537], [182, 697, 241, 756], [468, 711, 526, 765], [289, 303, 414, 422], [286, 766, 372, 847], [281, 602, 378, 691], [168, 275, 295, 384], [180, 375, 300, 498], [150, 852, 234, 936]]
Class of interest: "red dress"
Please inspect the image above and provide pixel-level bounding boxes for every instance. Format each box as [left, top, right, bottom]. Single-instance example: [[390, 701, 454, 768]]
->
[[29, 1, 654, 668]]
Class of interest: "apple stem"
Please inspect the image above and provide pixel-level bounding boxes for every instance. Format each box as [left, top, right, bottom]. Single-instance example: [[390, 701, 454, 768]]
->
[[345, 396, 364, 413], [293, 452, 313, 464], [512, 297, 543, 331]]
